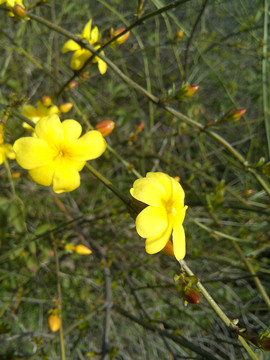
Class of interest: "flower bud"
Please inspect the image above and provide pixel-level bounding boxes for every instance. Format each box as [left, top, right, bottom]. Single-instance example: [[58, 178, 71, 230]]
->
[[59, 102, 73, 113], [184, 288, 200, 305], [259, 336, 270, 351], [41, 95, 52, 107], [68, 81, 78, 89], [74, 244, 92, 255], [48, 313, 61, 332], [161, 240, 174, 257], [186, 85, 199, 97], [231, 108, 246, 121], [111, 28, 130, 45], [13, 4, 26, 18], [12, 172, 21, 179], [175, 29, 184, 39], [95, 120, 115, 137]]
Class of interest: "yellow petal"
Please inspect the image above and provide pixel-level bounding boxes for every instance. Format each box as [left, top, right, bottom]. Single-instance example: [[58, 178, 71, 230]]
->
[[146, 172, 173, 199], [13, 137, 54, 169], [68, 130, 106, 161], [3, 143, 16, 160], [136, 206, 168, 238], [52, 160, 80, 193], [34, 115, 64, 149], [82, 20, 92, 40], [173, 205, 188, 226], [47, 105, 60, 115], [28, 162, 56, 186], [172, 223, 186, 260], [172, 178, 185, 203], [70, 49, 91, 70], [62, 39, 81, 53], [21, 105, 37, 119], [98, 58, 107, 75], [61, 120, 82, 143], [145, 221, 173, 255], [130, 177, 167, 207], [90, 26, 99, 44]]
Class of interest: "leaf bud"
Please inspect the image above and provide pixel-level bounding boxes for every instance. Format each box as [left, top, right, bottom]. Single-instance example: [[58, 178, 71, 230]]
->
[[95, 120, 115, 137]]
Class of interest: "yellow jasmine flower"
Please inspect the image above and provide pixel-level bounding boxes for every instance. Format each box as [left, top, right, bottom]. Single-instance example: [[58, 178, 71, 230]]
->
[[62, 20, 107, 74], [130, 172, 188, 260], [0, 0, 25, 17], [21, 101, 59, 130], [0, 125, 15, 164], [13, 114, 107, 193]]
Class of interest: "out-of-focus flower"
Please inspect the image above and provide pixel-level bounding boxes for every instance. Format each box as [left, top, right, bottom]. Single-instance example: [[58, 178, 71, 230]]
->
[[62, 20, 107, 74], [95, 120, 115, 137], [130, 172, 188, 260], [41, 95, 52, 107], [0, 0, 25, 17], [48, 311, 61, 332], [110, 27, 130, 45], [65, 243, 92, 255], [21, 101, 59, 130], [174, 29, 184, 39], [12, 3, 25, 17], [0, 125, 15, 165], [13, 114, 107, 193], [68, 81, 78, 89]]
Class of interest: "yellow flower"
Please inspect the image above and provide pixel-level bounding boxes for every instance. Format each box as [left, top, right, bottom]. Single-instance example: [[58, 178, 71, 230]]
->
[[62, 20, 107, 74], [0, 125, 15, 165], [0, 0, 25, 17], [13, 114, 107, 193], [130, 172, 188, 260], [21, 101, 59, 130]]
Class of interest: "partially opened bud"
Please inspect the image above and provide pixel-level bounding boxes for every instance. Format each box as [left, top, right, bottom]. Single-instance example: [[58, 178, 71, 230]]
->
[[59, 102, 73, 113], [175, 29, 184, 39], [95, 120, 115, 137], [186, 85, 199, 97], [48, 313, 61, 332], [41, 96, 52, 107], [111, 28, 130, 45], [231, 108, 246, 121], [13, 4, 26, 18], [161, 240, 174, 257], [184, 288, 200, 305], [74, 244, 92, 255]]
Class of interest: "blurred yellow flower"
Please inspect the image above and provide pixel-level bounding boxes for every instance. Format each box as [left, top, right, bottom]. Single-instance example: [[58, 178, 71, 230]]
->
[[130, 172, 188, 260], [62, 19, 107, 74], [13, 114, 107, 193], [0, 125, 15, 165], [0, 0, 24, 6], [21, 101, 59, 130]]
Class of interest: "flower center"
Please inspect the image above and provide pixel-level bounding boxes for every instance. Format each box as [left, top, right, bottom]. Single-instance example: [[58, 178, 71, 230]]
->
[[166, 200, 177, 216]]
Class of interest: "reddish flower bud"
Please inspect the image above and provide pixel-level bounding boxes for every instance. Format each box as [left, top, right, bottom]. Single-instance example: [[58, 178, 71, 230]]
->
[[12, 172, 21, 179], [59, 102, 73, 113], [48, 313, 61, 332], [161, 240, 174, 257], [13, 4, 26, 18], [68, 81, 78, 89], [95, 120, 115, 137], [186, 85, 199, 97], [136, 122, 144, 132], [184, 288, 200, 305], [111, 28, 130, 45], [259, 336, 270, 351], [80, 72, 89, 79], [41, 96, 52, 107], [74, 245, 92, 255], [231, 108, 246, 121]]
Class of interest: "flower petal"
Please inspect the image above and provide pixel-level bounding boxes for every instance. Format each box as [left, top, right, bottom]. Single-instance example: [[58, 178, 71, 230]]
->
[[146, 172, 173, 199], [52, 160, 80, 193], [98, 58, 107, 75], [28, 162, 56, 186], [62, 39, 81, 53], [172, 178, 185, 204], [130, 177, 167, 207], [3, 143, 15, 160], [172, 223, 186, 260], [34, 115, 64, 149], [173, 205, 188, 226], [136, 206, 168, 238], [21, 105, 37, 119], [82, 20, 92, 40], [145, 221, 173, 255], [70, 49, 91, 70], [13, 137, 54, 169], [68, 130, 106, 161], [61, 120, 82, 143], [90, 26, 99, 44]]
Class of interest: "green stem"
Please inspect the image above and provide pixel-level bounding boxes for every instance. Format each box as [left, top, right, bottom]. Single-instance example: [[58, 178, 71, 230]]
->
[[179, 260, 260, 360], [4, 158, 16, 197]]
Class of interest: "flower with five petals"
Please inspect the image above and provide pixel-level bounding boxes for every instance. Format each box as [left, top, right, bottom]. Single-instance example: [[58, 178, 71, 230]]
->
[[130, 172, 188, 260], [13, 114, 106, 193], [62, 20, 107, 74]]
